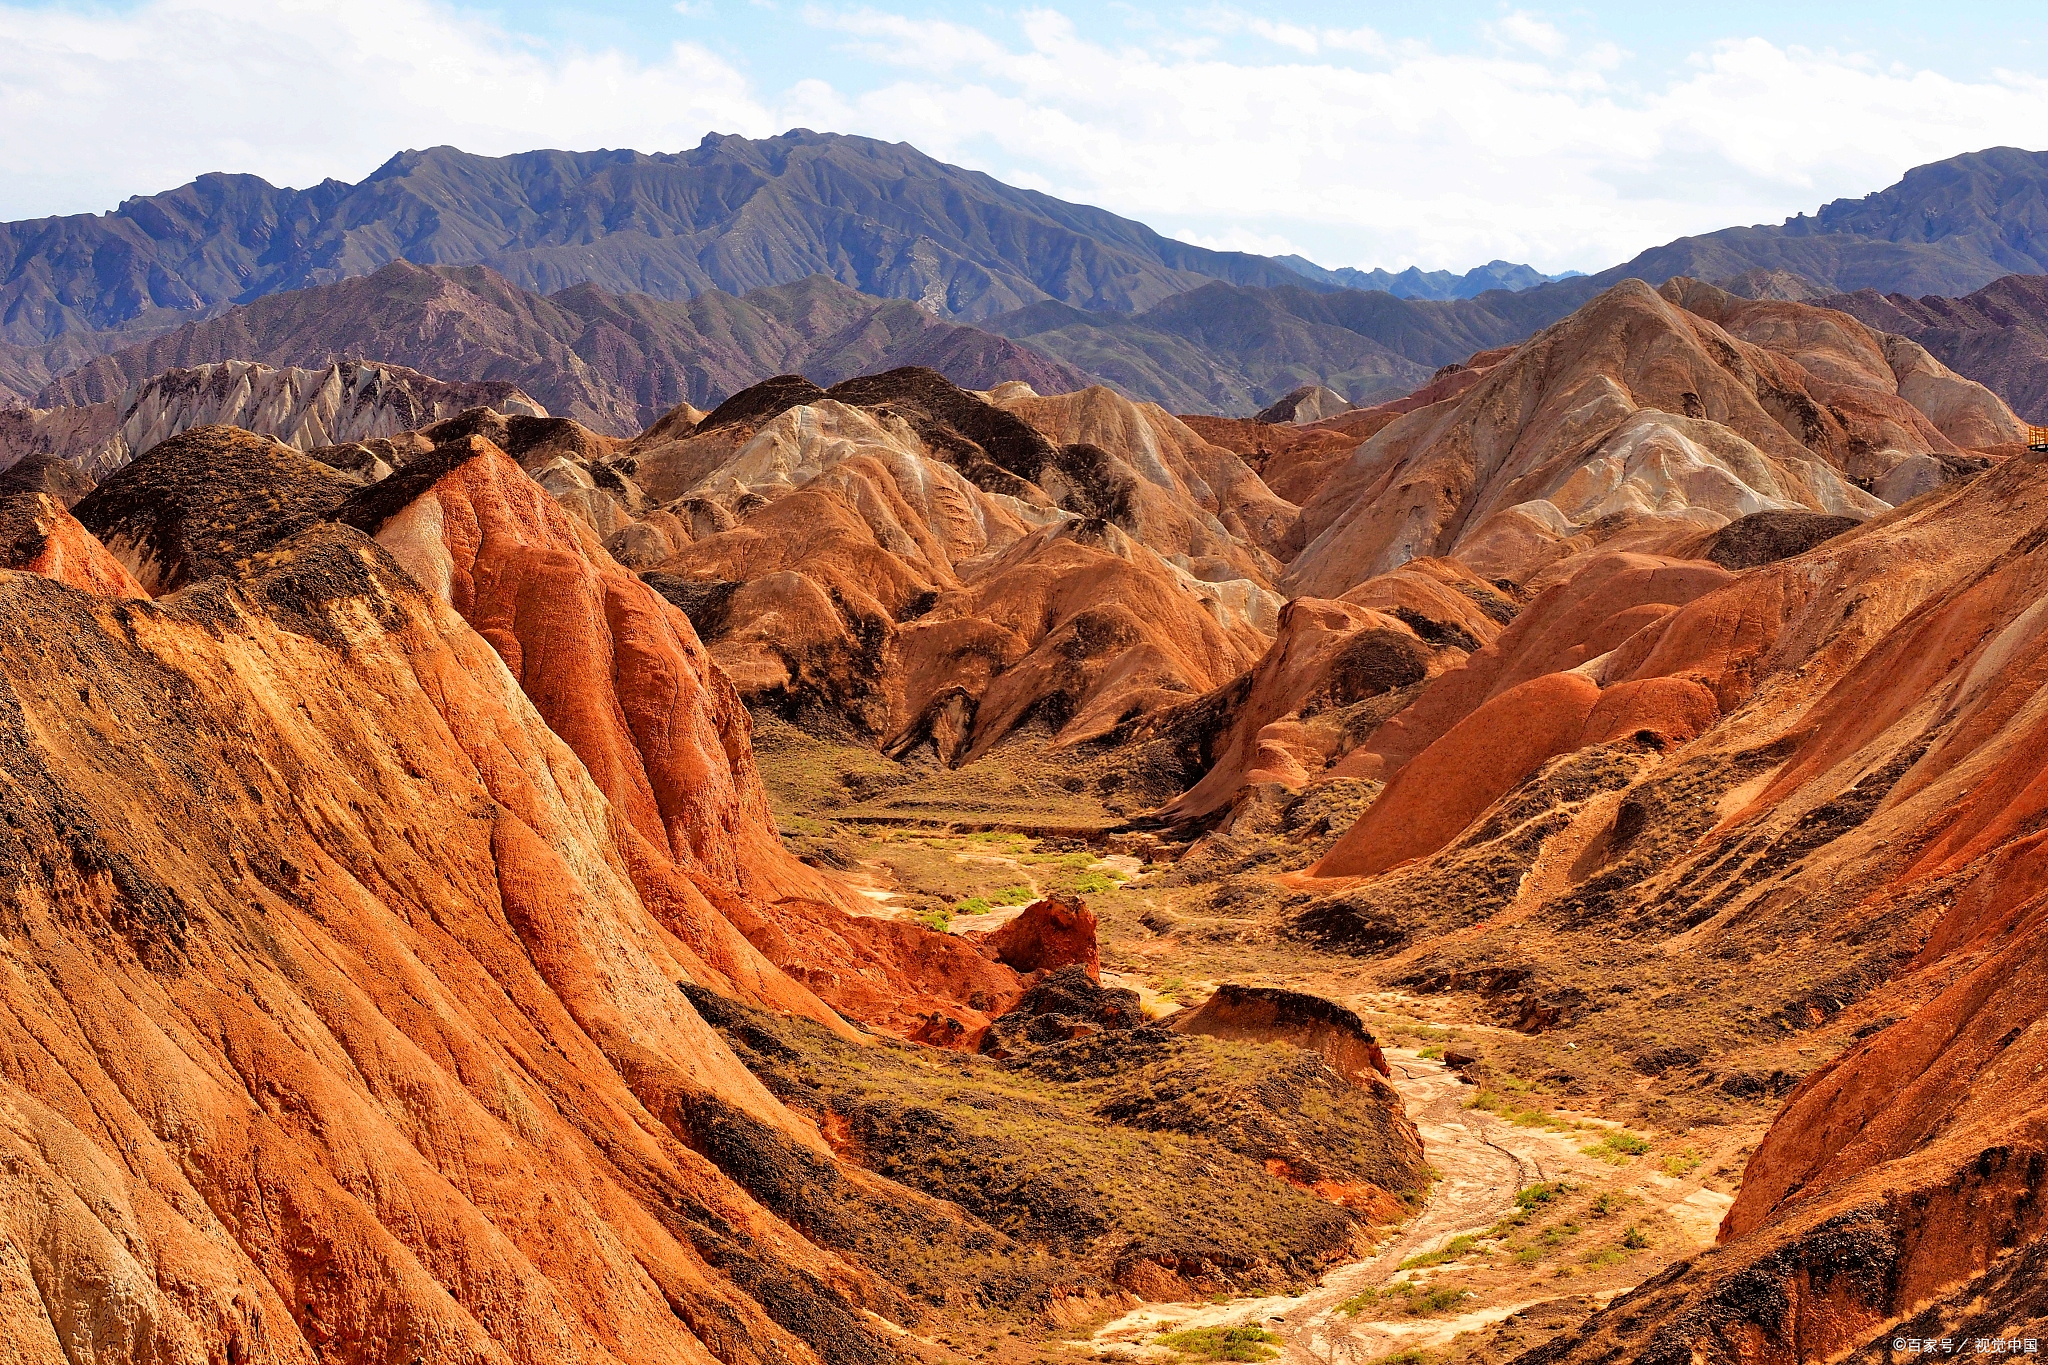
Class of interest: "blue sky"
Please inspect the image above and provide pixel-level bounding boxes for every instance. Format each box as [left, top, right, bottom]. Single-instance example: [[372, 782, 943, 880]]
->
[[3, 0, 2045, 273]]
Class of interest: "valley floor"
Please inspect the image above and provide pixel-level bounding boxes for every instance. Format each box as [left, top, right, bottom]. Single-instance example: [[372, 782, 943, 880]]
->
[[749, 719, 1772, 1365]]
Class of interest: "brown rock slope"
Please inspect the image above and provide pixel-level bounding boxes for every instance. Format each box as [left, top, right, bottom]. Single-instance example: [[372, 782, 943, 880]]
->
[[0, 490, 143, 596], [0, 518, 896, 1365], [1283, 278, 2014, 597], [1150, 558, 1513, 826], [1270, 446, 2048, 1359]]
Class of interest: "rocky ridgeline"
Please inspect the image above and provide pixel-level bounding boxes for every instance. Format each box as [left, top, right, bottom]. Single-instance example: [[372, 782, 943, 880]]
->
[[0, 357, 542, 485]]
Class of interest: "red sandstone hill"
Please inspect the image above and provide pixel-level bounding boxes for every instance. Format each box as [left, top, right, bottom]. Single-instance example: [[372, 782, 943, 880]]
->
[[0, 421, 1428, 1360], [1276, 444, 2048, 1359], [6, 262, 2048, 1355]]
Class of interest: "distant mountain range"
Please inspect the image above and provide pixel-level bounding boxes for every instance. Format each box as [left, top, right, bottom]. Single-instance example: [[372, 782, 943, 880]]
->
[[4, 134, 2048, 418], [0, 130, 1321, 351], [1274, 256, 1582, 299]]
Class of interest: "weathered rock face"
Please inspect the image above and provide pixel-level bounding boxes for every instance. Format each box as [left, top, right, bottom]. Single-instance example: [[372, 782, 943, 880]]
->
[[1255, 384, 1353, 425], [1171, 984, 1391, 1082], [2, 358, 544, 483], [73, 424, 362, 595], [0, 492, 143, 597], [1151, 557, 1509, 825], [1178, 413, 1364, 506], [604, 370, 1279, 763], [1828, 271, 2048, 424], [998, 384, 1300, 573], [0, 522, 895, 1365], [982, 895, 1101, 981]]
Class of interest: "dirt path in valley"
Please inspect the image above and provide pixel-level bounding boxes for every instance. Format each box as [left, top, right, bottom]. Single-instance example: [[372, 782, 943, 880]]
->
[[1277, 1049, 1567, 1363], [1092, 1046, 1592, 1361]]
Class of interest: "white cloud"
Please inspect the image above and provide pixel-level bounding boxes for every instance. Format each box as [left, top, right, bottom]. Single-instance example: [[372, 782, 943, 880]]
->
[[0, 0, 776, 216], [1489, 11, 1567, 58], [1170, 226, 1304, 257], [799, 10, 2048, 271]]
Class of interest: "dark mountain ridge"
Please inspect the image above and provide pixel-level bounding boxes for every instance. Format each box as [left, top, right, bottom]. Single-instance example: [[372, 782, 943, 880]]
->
[[29, 262, 1092, 433], [0, 129, 1325, 353]]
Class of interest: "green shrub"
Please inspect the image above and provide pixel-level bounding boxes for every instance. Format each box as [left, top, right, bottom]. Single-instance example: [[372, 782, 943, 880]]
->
[[991, 885, 1036, 906], [1402, 1284, 1470, 1316], [1581, 1130, 1652, 1163], [1153, 1326, 1281, 1361], [917, 908, 953, 932], [1621, 1225, 1650, 1250], [1400, 1235, 1479, 1270], [1335, 1289, 1378, 1317], [953, 896, 992, 915], [1661, 1147, 1704, 1177]]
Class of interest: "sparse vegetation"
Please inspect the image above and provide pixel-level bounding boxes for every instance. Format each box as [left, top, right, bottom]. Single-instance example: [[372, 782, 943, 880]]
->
[[1335, 1288, 1379, 1316], [1395, 1282, 1472, 1315], [1581, 1130, 1652, 1164], [1621, 1225, 1651, 1250], [1400, 1234, 1481, 1270], [1660, 1147, 1704, 1176], [1467, 1090, 1582, 1134], [1153, 1327, 1281, 1361]]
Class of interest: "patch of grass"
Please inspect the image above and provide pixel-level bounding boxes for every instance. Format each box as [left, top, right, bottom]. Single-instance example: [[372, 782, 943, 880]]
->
[[1466, 1090, 1580, 1134], [1400, 1284, 1471, 1316], [1661, 1147, 1704, 1177], [1581, 1248, 1626, 1268], [991, 885, 1037, 906], [1067, 871, 1122, 895], [1590, 1192, 1619, 1218], [1621, 1226, 1651, 1250], [1368, 1352, 1438, 1365], [1153, 1327, 1280, 1361], [916, 908, 953, 932], [954, 897, 993, 915], [1418, 1046, 1443, 1061], [1335, 1289, 1379, 1317], [1399, 1235, 1480, 1270], [1581, 1130, 1652, 1164], [1488, 1181, 1571, 1236]]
